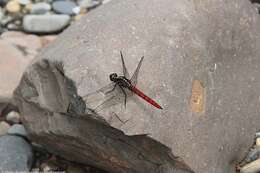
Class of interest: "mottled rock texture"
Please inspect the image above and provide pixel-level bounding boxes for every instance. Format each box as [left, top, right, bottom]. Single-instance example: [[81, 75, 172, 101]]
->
[[14, 0, 260, 173]]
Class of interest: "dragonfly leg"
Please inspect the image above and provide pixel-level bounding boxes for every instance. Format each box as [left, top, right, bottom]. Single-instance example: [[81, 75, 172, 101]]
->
[[105, 83, 117, 94], [119, 85, 127, 108]]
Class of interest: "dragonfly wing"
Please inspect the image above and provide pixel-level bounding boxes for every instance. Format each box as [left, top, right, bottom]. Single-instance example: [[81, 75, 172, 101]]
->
[[83, 82, 115, 104], [83, 83, 133, 113], [130, 56, 144, 86], [120, 51, 130, 79]]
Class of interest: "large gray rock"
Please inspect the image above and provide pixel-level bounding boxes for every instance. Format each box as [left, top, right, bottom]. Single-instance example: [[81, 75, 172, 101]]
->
[[0, 135, 33, 171], [17, 0, 260, 173]]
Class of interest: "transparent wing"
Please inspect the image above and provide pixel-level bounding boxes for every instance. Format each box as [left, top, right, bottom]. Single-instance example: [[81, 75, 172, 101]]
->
[[82, 83, 133, 113], [120, 51, 130, 79], [130, 56, 144, 86], [82, 82, 115, 105]]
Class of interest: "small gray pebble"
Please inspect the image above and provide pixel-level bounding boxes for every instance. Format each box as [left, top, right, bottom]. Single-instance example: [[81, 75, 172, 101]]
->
[[245, 148, 259, 162], [31, 2, 51, 14], [52, 0, 77, 15], [23, 14, 70, 33], [18, 0, 30, 5]]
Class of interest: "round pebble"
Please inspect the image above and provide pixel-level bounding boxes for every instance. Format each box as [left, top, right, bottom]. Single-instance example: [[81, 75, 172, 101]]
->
[[0, 121, 10, 136], [23, 14, 70, 33], [245, 148, 259, 162], [0, 135, 33, 171], [18, 0, 30, 5], [31, 2, 51, 14], [6, 0, 21, 13], [7, 23, 20, 30], [6, 111, 20, 124], [0, 0, 8, 6], [256, 138, 260, 147], [52, 0, 77, 15]]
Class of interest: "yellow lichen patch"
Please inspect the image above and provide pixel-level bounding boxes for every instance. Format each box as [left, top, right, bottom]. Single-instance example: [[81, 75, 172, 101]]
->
[[190, 80, 205, 113]]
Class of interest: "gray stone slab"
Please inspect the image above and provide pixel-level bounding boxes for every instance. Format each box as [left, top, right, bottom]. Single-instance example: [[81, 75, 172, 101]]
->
[[24, 0, 260, 172]]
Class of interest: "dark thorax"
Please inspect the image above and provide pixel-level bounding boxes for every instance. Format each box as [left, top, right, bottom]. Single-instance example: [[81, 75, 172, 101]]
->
[[109, 73, 132, 90]]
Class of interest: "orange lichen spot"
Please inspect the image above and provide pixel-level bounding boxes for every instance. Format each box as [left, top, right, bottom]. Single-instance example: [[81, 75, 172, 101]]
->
[[190, 80, 205, 113]]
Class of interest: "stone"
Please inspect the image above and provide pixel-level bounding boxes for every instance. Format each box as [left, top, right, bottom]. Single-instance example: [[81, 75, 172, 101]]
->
[[6, 111, 20, 123], [24, 3, 32, 11], [245, 148, 259, 162], [52, 0, 77, 15], [0, 121, 10, 136], [6, 0, 21, 13], [0, 15, 13, 26], [23, 14, 70, 33], [14, 0, 260, 173], [0, 135, 33, 171], [18, 0, 30, 5], [102, 0, 111, 4], [30, 2, 51, 14], [240, 158, 260, 173], [13, 60, 192, 173], [40, 158, 62, 172], [0, 0, 8, 6], [8, 124, 27, 137], [256, 138, 260, 147], [0, 7, 4, 22], [0, 39, 33, 99], [6, 23, 20, 30], [256, 132, 260, 138], [77, 0, 99, 9]]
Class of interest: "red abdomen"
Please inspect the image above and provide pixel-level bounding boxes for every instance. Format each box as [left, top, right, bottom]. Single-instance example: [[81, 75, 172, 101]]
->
[[131, 86, 163, 109]]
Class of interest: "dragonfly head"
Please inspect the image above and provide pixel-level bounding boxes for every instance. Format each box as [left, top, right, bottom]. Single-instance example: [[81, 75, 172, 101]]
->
[[109, 73, 118, 81]]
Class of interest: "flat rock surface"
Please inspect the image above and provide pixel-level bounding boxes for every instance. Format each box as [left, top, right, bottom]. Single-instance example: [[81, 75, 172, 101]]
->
[[0, 31, 42, 99], [26, 0, 260, 173], [0, 40, 31, 99]]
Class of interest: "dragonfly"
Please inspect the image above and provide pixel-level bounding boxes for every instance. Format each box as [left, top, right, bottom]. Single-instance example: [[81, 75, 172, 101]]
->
[[83, 51, 162, 112]]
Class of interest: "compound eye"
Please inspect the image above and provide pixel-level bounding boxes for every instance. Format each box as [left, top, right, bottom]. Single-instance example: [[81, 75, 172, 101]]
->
[[110, 73, 117, 81]]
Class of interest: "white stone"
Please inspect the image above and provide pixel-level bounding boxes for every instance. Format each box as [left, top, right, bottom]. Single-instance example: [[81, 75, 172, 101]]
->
[[6, 0, 21, 13], [241, 158, 260, 173], [6, 111, 20, 123]]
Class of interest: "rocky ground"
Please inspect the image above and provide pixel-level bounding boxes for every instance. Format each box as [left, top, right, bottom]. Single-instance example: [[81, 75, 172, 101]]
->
[[0, 0, 111, 33], [1, 0, 260, 172], [0, 0, 111, 172]]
